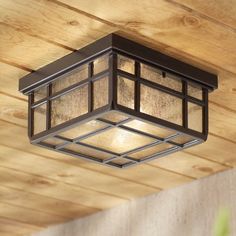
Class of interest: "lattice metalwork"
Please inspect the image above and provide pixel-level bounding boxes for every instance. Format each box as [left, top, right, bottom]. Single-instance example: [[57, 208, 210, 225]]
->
[[19, 34, 217, 168]]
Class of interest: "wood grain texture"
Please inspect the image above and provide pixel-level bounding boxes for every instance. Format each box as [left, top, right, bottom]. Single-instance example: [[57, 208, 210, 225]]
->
[[58, 0, 236, 74], [0, 23, 70, 69], [0, 165, 126, 210], [0, 218, 41, 236], [31, 168, 236, 236], [0, 185, 98, 218], [0, 202, 66, 227], [0, 63, 28, 99], [0, 0, 235, 235], [0, 0, 115, 49], [150, 152, 229, 178], [172, 0, 236, 30], [0, 145, 160, 199]]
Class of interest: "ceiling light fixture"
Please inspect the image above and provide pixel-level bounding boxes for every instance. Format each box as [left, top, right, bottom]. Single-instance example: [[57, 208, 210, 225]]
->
[[19, 34, 218, 169]]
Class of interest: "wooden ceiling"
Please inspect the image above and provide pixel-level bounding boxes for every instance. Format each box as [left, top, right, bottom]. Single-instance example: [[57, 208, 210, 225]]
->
[[0, 0, 235, 235]]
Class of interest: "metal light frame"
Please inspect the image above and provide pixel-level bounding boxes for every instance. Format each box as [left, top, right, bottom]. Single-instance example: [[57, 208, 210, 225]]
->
[[19, 33, 218, 169]]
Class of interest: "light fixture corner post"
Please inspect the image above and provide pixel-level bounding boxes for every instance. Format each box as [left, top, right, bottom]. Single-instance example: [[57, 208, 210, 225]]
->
[[108, 50, 118, 111]]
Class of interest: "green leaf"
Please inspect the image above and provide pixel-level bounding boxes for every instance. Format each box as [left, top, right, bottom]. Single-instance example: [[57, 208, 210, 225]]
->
[[213, 208, 230, 236]]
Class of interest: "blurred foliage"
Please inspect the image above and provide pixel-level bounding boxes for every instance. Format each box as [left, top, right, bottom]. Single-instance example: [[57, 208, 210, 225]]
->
[[213, 208, 230, 236]]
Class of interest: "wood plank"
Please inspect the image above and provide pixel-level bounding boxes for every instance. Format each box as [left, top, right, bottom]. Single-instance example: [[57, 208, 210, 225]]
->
[[0, 231, 23, 236], [149, 151, 229, 178], [0, 185, 98, 218], [209, 71, 236, 111], [186, 135, 236, 166], [77, 162, 194, 190], [0, 218, 40, 236], [0, 104, 230, 187], [1, 91, 235, 157], [0, 63, 28, 99], [0, 23, 69, 69], [0, 94, 27, 127], [0, 144, 193, 190], [0, 166, 126, 209], [0, 118, 201, 189], [57, 0, 236, 74], [0, 0, 115, 49], [0, 202, 66, 227], [0, 144, 160, 199], [173, 0, 236, 30], [209, 103, 236, 141]]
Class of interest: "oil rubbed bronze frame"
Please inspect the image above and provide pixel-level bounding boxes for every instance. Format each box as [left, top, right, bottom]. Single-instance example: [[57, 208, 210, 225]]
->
[[19, 33, 218, 169]]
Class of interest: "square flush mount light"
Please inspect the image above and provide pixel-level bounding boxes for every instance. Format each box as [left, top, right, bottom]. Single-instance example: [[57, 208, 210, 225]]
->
[[19, 34, 218, 169]]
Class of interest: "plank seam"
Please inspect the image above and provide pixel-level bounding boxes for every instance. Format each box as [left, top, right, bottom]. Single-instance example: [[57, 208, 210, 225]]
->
[[0, 91, 27, 102], [0, 58, 33, 72], [164, 0, 236, 33], [0, 164, 130, 201], [0, 184, 100, 211], [50, 0, 236, 76], [0, 201, 68, 221], [0, 22, 75, 52], [0, 120, 233, 183], [183, 151, 234, 168], [209, 101, 236, 114], [146, 164, 196, 180]]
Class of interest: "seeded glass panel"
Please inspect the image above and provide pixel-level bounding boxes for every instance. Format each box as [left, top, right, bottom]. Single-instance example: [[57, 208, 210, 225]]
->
[[93, 77, 108, 110], [117, 55, 134, 74], [42, 138, 64, 146], [33, 103, 46, 135], [141, 64, 182, 92], [100, 111, 128, 124], [123, 119, 175, 138], [93, 54, 109, 74], [117, 76, 134, 109], [59, 120, 107, 139], [65, 143, 112, 160], [52, 64, 88, 93], [140, 85, 182, 125], [188, 102, 203, 132], [34, 86, 47, 102], [51, 85, 88, 127], [81, 127, 155, 154], [188, 83, 202, 100], [129, 143, 175, 160], [170, 134, 196, 145], [111, 158, 131, 165]]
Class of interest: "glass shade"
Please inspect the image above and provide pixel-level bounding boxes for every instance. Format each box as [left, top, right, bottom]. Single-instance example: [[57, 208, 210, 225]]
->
[[28, 49, 209, 168], [100, 111, 128, 124], [111, 158, 131, 166], [188, 83, 202, 100], [33, 103, 46, 134], [123, 119, 175, 138], [59, 120, 107, 140], [34, 86, 47, 102], [188, 102, 203, 132], [81, 127, 155, 154], [140, 84, 182, 125], [93, 54, 109, 74], [42, 137, 64, 146], [128, 143, 174, 160], [117, 55, 134, 74], [117, 76, 134, 109], [93, 77, 108, 110], [52, 64, 88, 94], [170, 134, 195, 145], [51, 85, 88, 127], [64, 143, 113, 160], [141, 64, 182, 92]]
